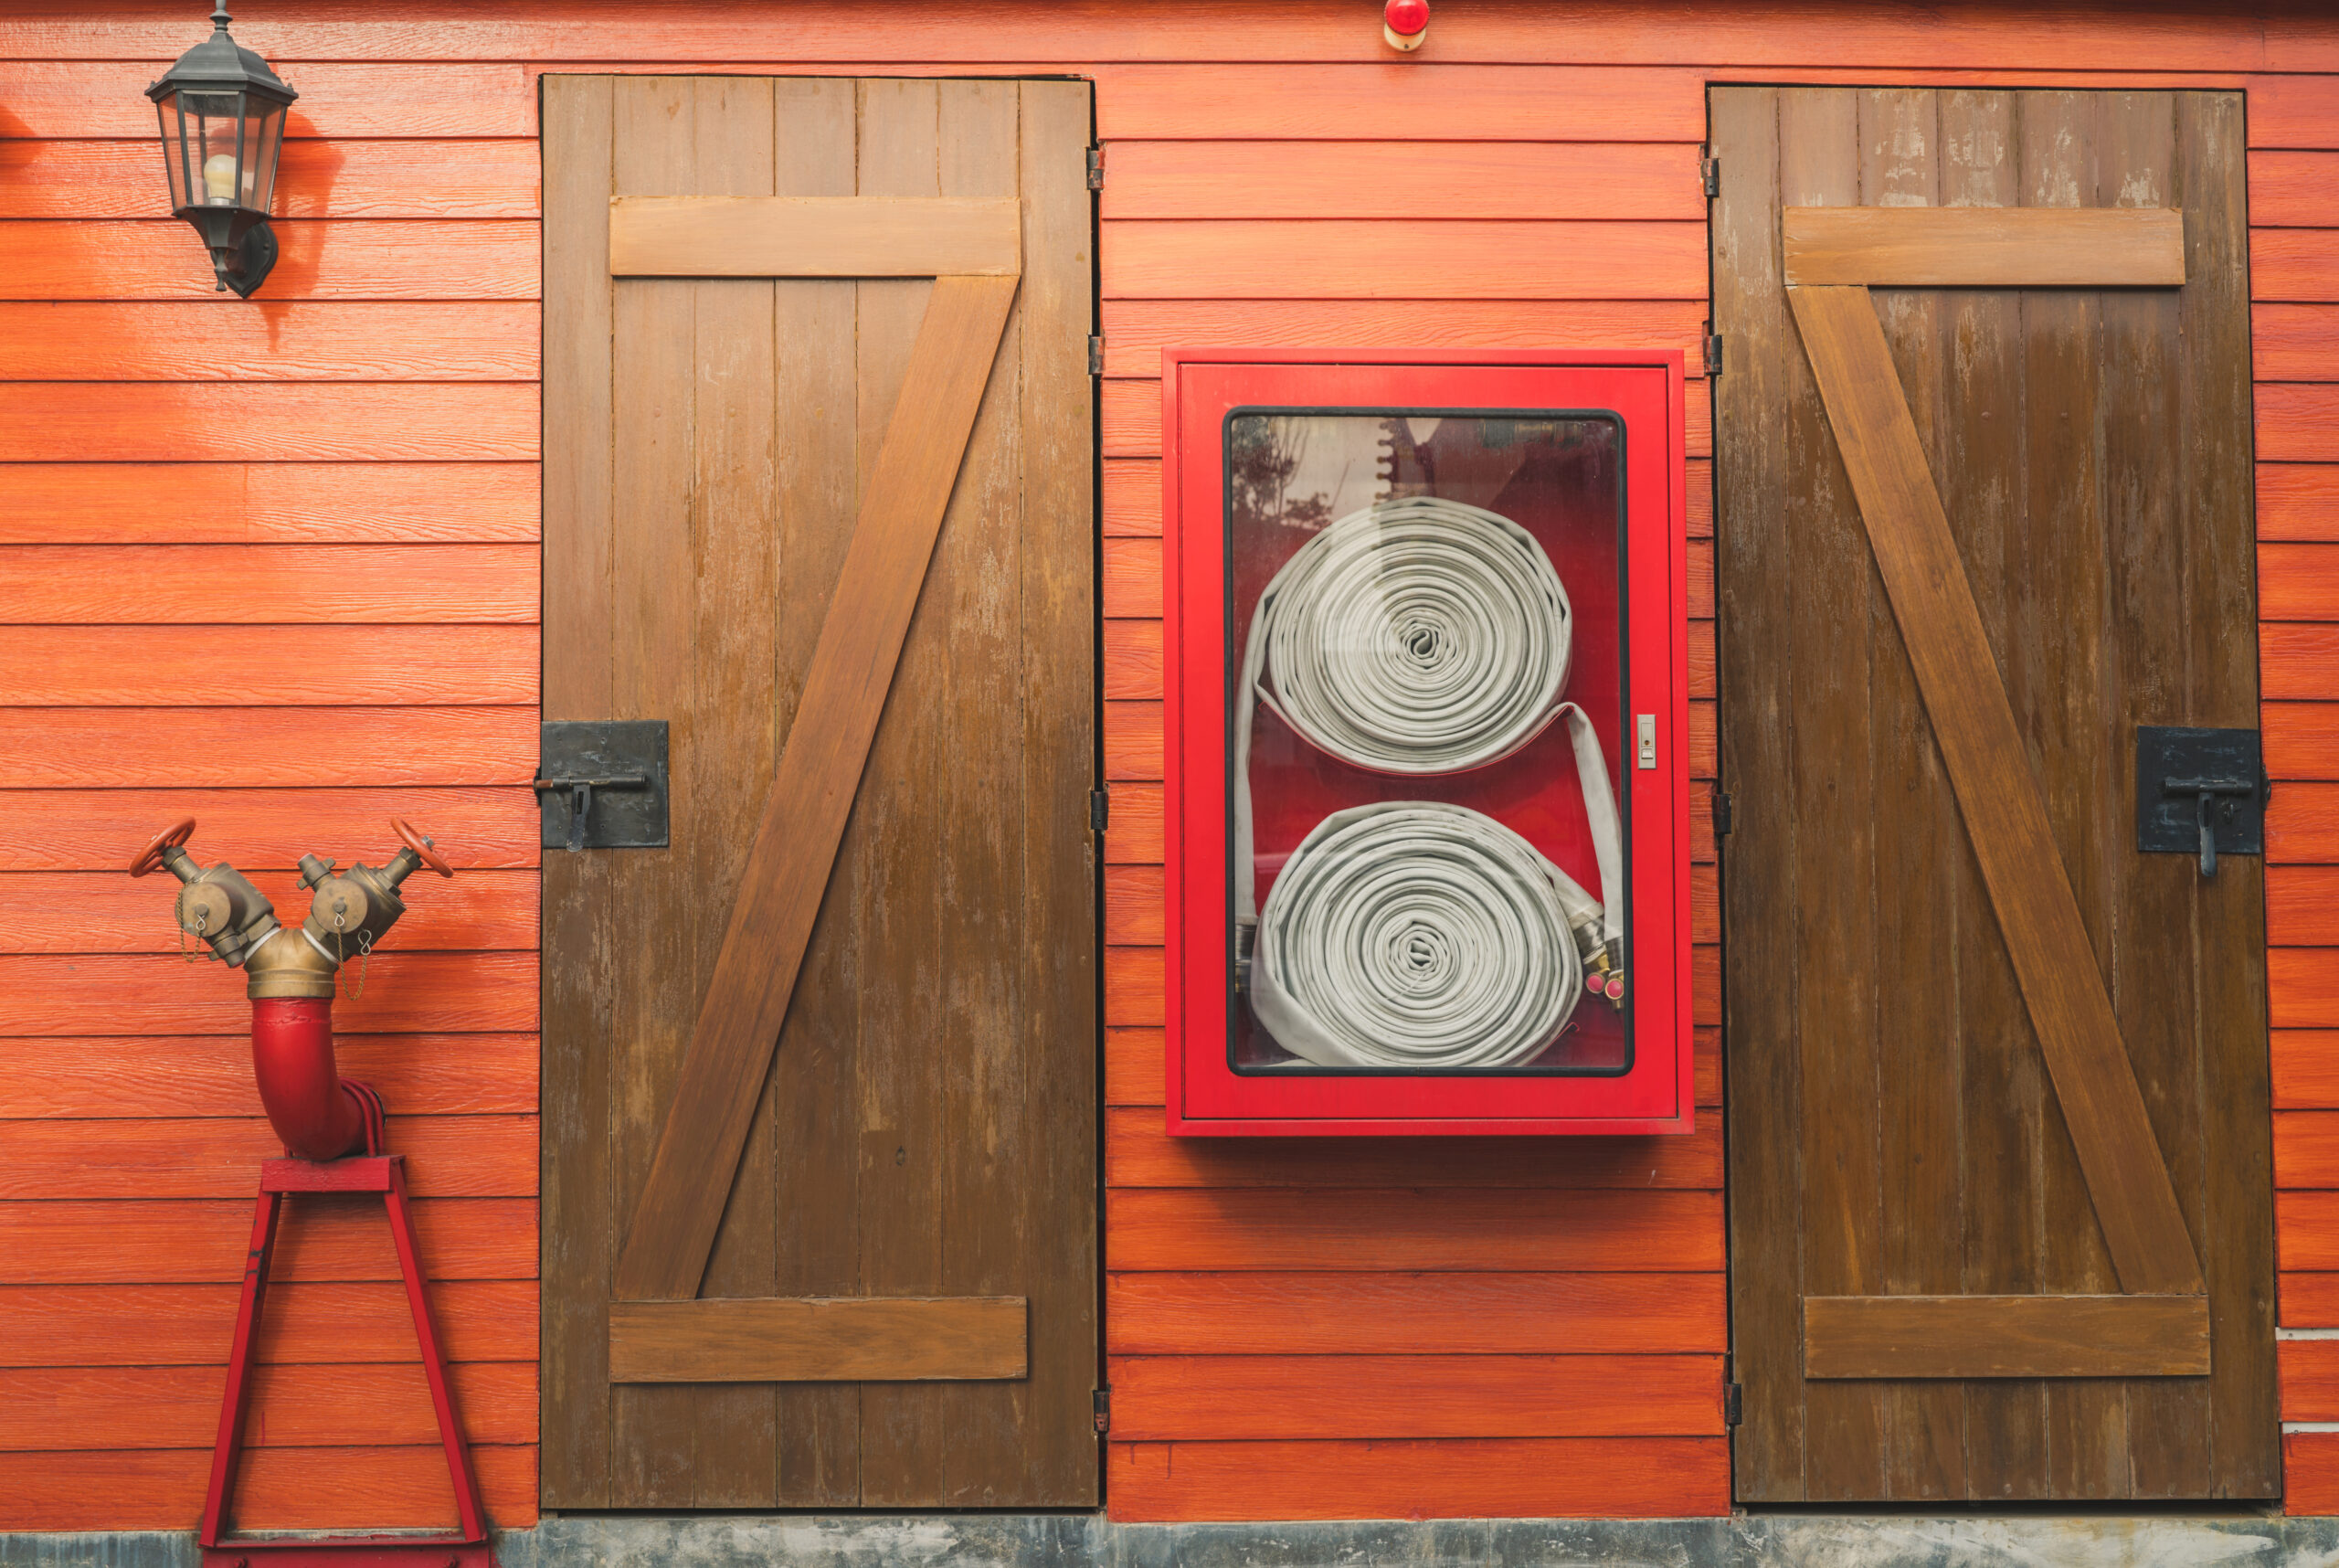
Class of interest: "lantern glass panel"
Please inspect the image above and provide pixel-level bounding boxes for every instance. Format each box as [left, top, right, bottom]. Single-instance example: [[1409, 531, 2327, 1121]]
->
[[157, 88, 283, 215]]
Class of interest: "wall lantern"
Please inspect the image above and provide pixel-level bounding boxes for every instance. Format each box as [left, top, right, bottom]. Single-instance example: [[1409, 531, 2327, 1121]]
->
[[146, 4, 297, 298]]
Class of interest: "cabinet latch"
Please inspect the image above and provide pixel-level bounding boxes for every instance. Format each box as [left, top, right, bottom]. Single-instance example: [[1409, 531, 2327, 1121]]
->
[[535, 720, 671, 853]]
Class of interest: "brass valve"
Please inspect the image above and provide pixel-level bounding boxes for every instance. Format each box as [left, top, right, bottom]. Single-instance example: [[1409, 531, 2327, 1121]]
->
[[132, 816, 454, 1000]]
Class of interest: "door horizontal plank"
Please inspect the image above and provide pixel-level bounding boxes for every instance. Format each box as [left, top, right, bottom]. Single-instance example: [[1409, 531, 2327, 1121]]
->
[[1783, 206, 2186, 286], [1802, 1294, 2211, 1378], [609, 196, 1021, 276], [607, 1297, 1027, 1383]]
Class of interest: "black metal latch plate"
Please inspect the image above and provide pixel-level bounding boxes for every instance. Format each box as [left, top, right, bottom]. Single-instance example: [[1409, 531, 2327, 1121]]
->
[[536, 721, 670, 852], [2136, 725, 2264, 875]]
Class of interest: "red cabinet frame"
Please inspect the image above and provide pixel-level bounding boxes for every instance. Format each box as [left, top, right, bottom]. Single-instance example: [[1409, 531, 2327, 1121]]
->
[[1162, 350, 1692, 1135]]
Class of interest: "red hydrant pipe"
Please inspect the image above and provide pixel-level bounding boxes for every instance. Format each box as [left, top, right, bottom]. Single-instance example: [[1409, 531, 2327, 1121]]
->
[[249, 997, 370, 1160]]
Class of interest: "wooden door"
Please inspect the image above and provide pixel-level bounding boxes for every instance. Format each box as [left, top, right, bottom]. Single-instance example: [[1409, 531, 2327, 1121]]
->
[[539, 75, 1098, 1509], [1714, 87, 2277, 1501]]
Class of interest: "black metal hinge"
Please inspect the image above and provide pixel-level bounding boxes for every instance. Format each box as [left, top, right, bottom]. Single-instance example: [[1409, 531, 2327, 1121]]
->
[[1702, 332, 1724, 376], [1088, 334, 1106, 376], [1724, 1382, 1743, 1427], [1090, 788, 1111, 832], [1087, 145, 1106, 190], [1712, 789, 1734, 837], [1700, 154, 1720, 198], [1093, 1385, 1111, 1434]]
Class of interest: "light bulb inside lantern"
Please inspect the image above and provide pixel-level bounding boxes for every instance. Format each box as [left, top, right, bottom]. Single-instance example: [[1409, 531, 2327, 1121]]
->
[[203, 152, 238, 205]]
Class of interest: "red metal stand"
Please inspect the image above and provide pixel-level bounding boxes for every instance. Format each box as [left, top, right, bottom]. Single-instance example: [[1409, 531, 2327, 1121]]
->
[[198, 1093, 495, 1568]]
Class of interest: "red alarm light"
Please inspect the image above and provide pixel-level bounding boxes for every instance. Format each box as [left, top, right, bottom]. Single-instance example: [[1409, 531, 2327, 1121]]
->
[[1384, 0, 1429, 50]]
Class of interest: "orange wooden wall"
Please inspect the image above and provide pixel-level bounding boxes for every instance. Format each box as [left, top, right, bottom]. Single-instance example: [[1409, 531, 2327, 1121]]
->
[[2, 0, 2338, 1531]]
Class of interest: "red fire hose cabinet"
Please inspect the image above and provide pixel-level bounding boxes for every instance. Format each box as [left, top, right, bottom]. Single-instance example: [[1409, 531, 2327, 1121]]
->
[[1163, 350, 1693, 1135]]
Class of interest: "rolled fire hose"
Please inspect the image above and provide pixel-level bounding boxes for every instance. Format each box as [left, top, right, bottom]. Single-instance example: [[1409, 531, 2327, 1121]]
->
[[1233, 498, 1624, 1069]]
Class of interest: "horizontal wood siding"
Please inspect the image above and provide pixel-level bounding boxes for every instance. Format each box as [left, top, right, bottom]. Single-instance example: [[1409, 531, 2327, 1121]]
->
[[0, 0, 2334, 1528]]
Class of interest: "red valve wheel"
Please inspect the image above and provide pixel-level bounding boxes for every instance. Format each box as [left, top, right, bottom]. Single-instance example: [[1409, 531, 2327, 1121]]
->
[[129, 817, 196, 878], [392, 817, 455, 878]]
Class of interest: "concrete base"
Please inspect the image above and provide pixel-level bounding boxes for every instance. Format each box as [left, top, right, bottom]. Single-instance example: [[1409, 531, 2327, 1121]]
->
[[12, 1515, 2339, 1568]]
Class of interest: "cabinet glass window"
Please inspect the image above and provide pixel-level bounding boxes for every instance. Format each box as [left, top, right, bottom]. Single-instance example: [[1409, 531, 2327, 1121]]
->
[[1226, 409, 1630, 1075]]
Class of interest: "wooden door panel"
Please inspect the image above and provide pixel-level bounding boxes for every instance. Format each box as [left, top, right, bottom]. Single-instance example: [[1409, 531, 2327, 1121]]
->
[[542, 74, 1099, 1510], [1716, 86, 2277, 1503]]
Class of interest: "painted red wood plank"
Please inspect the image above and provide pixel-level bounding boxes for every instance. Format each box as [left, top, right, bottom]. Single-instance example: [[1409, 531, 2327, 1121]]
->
[[2283, 1192, 2339, 1270], [0, 866, 537, 954], [2275, 1031, 2339, 1110], [0, 61, 536, 139], [1105, 618, 1162, 701], [1106, 782, 1163, 864], [1102, 142, 1702, 221], [2253, 307, 2339, 385], [1107, 1435, 1730, 1522], [1103, 535, 1161, 618], [1106, 699, 1163, 780], [1106, 1106, 1722, 1189], [1689, 698, 1716, 778], [0, 544, 537, 623], [1692, 940, 1720, 1027], [2288, 1433, 2339, 1515], [0, 625, 538, 707], [1095, 63, 1706, 141], [1106, 1271, 1728, 1354], [0, 1032, 537, 1118], [1108, 1188, 1724, 1271], [1099, 299, 1707, 377], [1103, 220, 1708, 301], [0, 220, 538, 302], [2251, 76, 2339, 150], [0, 1197, 535, 1285], [2262, 464, 2339, 543], [0, 302, 540, 381], [0, 462, 541, 546], [1105, 947, 1164, 1027], [8, 786, 539, 874], [0, 1361, 533, 1450], [1687, 456, 1712, 535], [0, 1444, 537, 1532], [2273, 782, 2339, 865], [2271, 870, 2339, 948], [0, 1115, 538, 1199], [0, 383, 538, 462], [0, 139, 540, 220], [2274, 948, 2339, 1030], [2277, 1108, 2339, 1186], [0, 952, 538, 1036], [2249, 151, 2339, 227], [0, 7, 2303, 70], [2284, 1338, 2339, 1420], [2265, 703, 2339, 779], [1106, 1352, 1724, 1440], [2266, 625, 2339, 701], [1690, 620, 1715, 700], [0, 707, 536, 789], [1688, 536, 1712, 616], [1104, 457, 1159, 536], [0, 1279, 536, 1366], [1106, 865, 1163, 946], [2260, 542, 2339, 620], [2254, 229, 2339, 304], [2284, 1270, 2339, 1325]]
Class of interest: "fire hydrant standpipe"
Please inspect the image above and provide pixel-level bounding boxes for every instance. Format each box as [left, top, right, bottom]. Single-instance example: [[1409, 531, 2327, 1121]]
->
[[131, 814, 451, 1160], [130, 814, 491, 1563]]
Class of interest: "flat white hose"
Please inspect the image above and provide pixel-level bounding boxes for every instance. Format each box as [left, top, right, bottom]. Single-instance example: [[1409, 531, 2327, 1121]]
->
[[1251, 800, 1607, 1069], [1232, 498, 1624, 1069]]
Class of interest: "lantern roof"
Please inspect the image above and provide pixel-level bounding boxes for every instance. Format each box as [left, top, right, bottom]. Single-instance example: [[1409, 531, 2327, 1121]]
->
[[146, 5, 297, 107]]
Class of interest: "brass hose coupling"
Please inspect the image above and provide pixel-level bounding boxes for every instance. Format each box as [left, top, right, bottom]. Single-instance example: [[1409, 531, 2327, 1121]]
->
[[130, 816, 454, 999]]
